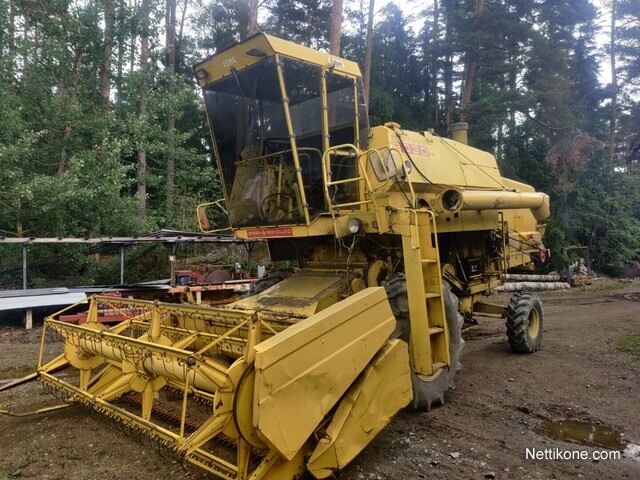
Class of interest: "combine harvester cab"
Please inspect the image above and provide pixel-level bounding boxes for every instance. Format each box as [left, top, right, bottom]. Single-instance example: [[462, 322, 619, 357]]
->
[[2, 34, 552, 479]]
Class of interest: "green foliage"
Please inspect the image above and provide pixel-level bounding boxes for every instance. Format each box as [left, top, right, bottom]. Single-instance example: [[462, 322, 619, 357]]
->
[[0, 0, 638, 286]]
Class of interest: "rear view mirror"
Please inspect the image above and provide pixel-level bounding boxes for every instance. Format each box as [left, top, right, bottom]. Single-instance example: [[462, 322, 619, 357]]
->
[[196, 199, 229, 233]]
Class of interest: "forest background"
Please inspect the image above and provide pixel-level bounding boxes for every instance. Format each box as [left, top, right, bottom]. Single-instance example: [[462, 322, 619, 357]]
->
[[0, 0, 638, 287]]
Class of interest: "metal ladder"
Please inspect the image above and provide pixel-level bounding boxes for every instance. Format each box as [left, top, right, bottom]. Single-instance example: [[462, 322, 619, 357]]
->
[[401, 209, 450, 377], [322, 144, 378, 211], [321, 144, 385, 235]]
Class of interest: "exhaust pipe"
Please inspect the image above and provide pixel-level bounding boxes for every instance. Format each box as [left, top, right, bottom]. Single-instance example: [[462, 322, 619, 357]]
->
[[450, 122, 468, 145]]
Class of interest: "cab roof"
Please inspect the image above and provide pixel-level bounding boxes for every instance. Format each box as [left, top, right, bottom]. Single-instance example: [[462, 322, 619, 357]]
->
[[193, 33, 363, 87]]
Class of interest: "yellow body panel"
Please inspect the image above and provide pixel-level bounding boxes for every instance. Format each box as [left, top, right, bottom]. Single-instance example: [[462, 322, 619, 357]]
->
[[231, 270, 347, 317], [307, 339, 412, 478], [252, 287, 396, 460], [367, 126, 505, 191], [194, 33, 362, 87]]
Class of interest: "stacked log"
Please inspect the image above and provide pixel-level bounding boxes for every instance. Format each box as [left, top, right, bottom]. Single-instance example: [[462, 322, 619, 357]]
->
[[504, 273, 561, 282], [494, 281, 570, 292]]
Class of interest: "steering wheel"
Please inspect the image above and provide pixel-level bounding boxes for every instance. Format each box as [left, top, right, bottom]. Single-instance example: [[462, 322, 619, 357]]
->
[[260, 192, 298, 221], [263, 138, 291, 154]]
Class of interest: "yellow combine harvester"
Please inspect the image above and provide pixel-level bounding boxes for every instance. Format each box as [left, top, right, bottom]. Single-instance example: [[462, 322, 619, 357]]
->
[[2, 34, 550, 479]]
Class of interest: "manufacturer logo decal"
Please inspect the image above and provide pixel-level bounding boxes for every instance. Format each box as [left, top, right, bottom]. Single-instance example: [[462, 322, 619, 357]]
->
[[222, 56, 237, 68], [246, 227, 294, 238], [390, 140, 429, 156]]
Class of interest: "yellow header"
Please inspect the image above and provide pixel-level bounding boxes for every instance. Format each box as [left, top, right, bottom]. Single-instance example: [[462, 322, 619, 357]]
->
[[193, 33, 363, 87]]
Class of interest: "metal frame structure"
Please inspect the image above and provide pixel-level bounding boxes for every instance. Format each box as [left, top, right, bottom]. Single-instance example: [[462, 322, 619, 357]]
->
[[0, 232, 258, 289]]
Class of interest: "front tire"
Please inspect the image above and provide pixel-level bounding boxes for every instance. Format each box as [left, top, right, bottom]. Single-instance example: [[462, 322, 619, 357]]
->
[[505, 292, 543, 353]]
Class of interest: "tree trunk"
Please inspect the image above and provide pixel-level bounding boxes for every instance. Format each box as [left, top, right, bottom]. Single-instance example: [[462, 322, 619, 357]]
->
[[363, 0, 375, 105], [16, 204, 22, 238], [178, 0, 190, 59], [101, 0, 115, 108], [130, 0, 137, 73], [609, 0, 617, 167], [305, 9, 313, 47], [59, 146, 68, 181], [275, 0, 284, 37], [505, 273, 561, 282], [8, 0, 16, 88], [357, 0, 366, 46], [508, 52, 516, 125], [116, 0, 125, 111], [443, 1, 453, 127], [22, 10, 29, 85], [329, 0, 344, 55], [59, 127, 71, 182], [459, 0, 484, 123], [431, 0, 440, 126], [165, 0, 176, 225], [239, 1, 249, 40], [497, 121, 503, 162], [59, 45, 83, 181], [138, 1, 150, 224], [495, 282, 570, 292], [246, 0, 258, 38]]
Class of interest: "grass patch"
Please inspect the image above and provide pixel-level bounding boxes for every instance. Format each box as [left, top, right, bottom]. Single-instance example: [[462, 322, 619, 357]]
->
[[576, 282, 631, 293], [0, 456, 32, 480], [616, 333, 640, 357], [539, 280, 633, 297], [0, 365, 36, 379]]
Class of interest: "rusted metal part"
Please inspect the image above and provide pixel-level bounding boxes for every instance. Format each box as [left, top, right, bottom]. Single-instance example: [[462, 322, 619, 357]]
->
[[0, 403, 71, 417], [59, 311, 130, 324], [121, 394, 203, 432], [473, 301, 507, 316]]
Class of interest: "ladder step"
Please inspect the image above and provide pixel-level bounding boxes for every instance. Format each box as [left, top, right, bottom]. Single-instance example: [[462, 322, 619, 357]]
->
[[332, 200, 372, 209], [326, 176, 364, 186], [421, 259, 437, 264], [330, 149, 354, 157], [432, 362, 447, 370], [428, 327, 444, 335], [425, 292, 440, 299]]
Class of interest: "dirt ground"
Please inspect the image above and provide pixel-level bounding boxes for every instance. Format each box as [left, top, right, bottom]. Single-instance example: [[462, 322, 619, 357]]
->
[[1, 280, 639, 480]]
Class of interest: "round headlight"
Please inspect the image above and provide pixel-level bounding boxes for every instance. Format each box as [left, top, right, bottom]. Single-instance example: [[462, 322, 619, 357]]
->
[[404, 160, 413, 174], [347, 218, 363, 234]]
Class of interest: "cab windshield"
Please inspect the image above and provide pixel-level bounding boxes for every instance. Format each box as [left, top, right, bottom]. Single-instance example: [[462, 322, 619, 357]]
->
[[203, 56, 367, 228]]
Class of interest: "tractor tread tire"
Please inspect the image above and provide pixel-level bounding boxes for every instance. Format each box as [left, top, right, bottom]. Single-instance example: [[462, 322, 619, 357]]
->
[[505, 292, 543, 353], [412, 281, 464, 411]]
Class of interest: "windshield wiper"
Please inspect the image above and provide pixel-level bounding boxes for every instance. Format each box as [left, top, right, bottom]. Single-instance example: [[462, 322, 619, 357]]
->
[[230, 67, 250, 111]]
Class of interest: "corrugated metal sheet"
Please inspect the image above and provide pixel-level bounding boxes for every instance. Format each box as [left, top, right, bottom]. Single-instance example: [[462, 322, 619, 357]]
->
[[0, 289, 86, 311], [0, 287, 71, 298]]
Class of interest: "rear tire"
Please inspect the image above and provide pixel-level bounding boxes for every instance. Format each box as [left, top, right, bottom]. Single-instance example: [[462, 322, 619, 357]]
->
[[411, 281, 464, 410], [505, 292, 543, 353]]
